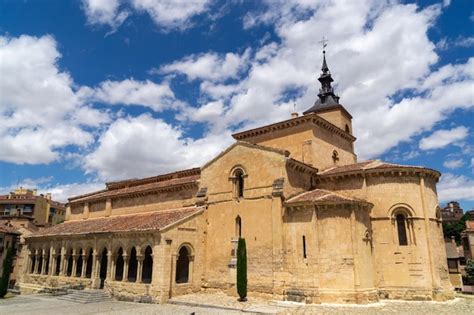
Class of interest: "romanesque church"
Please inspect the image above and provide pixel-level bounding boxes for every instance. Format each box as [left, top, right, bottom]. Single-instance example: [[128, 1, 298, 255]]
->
[[19, 52, 453, 304]]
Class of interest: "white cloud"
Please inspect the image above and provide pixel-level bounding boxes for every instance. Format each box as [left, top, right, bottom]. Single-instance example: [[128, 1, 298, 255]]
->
[[81, 0, 212, 32], [0, 35, 110, 164], [159, 49, 251, 82], [438, 173, 474, 202], [83, 114, 232, 180], [81, 79, 184, 111], [419, 126, 469, 150], [443, 158, 464, 169], [82, 0, 129, 32], [131, 0, 212, 31], [170, 1, 474, 160], [0, 178, 104, 203]]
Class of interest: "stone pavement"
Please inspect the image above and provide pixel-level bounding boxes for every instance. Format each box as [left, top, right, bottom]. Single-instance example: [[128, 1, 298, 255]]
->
[[0, 293, 473, 314]]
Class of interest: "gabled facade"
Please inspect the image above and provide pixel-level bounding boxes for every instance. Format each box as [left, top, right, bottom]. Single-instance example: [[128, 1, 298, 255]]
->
[[18, 52, 453, 304]]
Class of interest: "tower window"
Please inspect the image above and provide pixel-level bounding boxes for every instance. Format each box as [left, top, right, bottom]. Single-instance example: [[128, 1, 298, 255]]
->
[[345, 124, 350, 133]]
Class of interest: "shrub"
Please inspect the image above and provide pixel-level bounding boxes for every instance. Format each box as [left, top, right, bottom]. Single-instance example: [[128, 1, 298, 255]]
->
[[236, 238, 247, 301], [0, 248, 14, 298]]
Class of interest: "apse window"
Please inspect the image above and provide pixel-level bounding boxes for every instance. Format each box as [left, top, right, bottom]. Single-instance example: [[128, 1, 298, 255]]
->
[[396, 213, 408, 246]]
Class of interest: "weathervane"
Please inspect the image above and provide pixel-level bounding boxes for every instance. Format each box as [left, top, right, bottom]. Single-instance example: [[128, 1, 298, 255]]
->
[[318, 36, 328, 53]]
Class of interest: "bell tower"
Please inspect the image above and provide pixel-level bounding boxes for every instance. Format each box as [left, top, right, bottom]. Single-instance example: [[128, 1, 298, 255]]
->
[[303, 47, 353, 135]]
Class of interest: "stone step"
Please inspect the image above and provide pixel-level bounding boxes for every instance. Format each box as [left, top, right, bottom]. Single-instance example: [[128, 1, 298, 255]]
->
[[58, 289, 112, 304]]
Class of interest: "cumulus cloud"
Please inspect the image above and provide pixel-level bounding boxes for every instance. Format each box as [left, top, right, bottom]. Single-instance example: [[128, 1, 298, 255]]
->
[[81, 0, 212, 32], [131, 0, 212, 31], [158, 49, 251, 82], [80, 79, 185, 111], [0, 178, 104, 203], [162, 0, 473, 161], [83, 114, 232, 180], [438, 173, 474, 202], [443, 158, 464, 169], [0, 35, 110, 164], [419, 126, 469, 150], [82, 0, 129, 32]]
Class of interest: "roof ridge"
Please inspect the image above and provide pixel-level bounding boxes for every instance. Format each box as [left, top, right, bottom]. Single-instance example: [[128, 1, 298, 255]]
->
[[64, 206, 201, 223]]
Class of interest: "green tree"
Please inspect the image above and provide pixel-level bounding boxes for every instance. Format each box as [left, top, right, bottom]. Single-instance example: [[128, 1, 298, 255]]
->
[[236, 238, 247, 301], [466, 260, 474, 282], [442, 213, 470, 245], [0, 247, 14, 298]]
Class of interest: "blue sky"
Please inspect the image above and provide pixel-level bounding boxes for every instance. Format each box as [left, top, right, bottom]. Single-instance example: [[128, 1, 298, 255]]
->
[[0, 0, 472, 210]]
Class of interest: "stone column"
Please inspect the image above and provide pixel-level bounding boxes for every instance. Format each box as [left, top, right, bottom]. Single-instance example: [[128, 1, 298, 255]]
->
[[91, 251, 98, 278], [123, 255, 129, 282], [34, 255, 40, 274], [137, 255, 143, 283], [106, 251, 112, 280], [41, 254, 47, 275], [71, 254, 77, 277], [26, 254, 31, 274], [59, 248, 66, 276], [48, 246, 54, 276], [81, 254, 87, 278]]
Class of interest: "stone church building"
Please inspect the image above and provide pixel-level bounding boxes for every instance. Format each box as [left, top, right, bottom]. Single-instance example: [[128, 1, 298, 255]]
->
[[19, 53, 453, 304]]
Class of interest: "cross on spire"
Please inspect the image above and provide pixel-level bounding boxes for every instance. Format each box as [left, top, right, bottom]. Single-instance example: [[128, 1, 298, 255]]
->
[[318, 36, 328, 52]]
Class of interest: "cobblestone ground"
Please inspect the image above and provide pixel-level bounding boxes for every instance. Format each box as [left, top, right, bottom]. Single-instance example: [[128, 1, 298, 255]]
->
[[287, 297, 474, 314], [169, 291, 474, 314], [0, 294, 245, 315], [0, 293, 473, 314]]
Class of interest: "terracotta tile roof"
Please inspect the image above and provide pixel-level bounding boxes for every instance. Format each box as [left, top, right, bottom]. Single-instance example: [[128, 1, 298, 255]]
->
[[318, 160, 440, 177], [69, 175, 200, 203], [318, 160, 375, 175], [285, 189, 370, 206], [28, 206, 204, 238], [0, 223, 20, 235]]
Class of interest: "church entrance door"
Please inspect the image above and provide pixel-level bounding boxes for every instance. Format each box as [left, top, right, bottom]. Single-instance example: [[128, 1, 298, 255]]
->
[[99, 249, 108, 289]]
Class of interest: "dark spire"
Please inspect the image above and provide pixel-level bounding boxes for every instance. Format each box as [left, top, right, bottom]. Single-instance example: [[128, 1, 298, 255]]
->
[[303, 48, 340, 115]]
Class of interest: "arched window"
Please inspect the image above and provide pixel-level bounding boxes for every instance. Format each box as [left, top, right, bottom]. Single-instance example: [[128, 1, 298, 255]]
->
[[176, 246, 190, 283], [30, 253, 36, 274], [128, 247, 138, 282], [55, 254, 61, 276], [44, 250, 50, 275], [67, 249, 73, 277], [142, 246, 153, 284], [235, 216, 242, 238], [332, 150, 339, 164], [99, 248, 108, 289], [76, 249, 83, 277], [115, 247, 124, 281], [85, 249, 93, 278], [234, 169, 245, 198], [37, 252, 43, 274], [396, 214, 408, 246]]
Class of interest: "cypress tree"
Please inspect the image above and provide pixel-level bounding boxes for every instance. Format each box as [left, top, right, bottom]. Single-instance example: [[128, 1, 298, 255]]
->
[[236, 237, 247, 301], [0, 248, 14, 298]]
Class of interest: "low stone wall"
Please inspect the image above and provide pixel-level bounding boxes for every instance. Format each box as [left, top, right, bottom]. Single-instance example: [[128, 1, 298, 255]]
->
[[378, 286, 455, 301], [19, 274, 93, 294], [106, 280, 163, 303]]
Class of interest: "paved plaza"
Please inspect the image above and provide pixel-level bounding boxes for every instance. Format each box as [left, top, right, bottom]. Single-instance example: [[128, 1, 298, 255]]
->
[[0, 293, 473, 315]]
